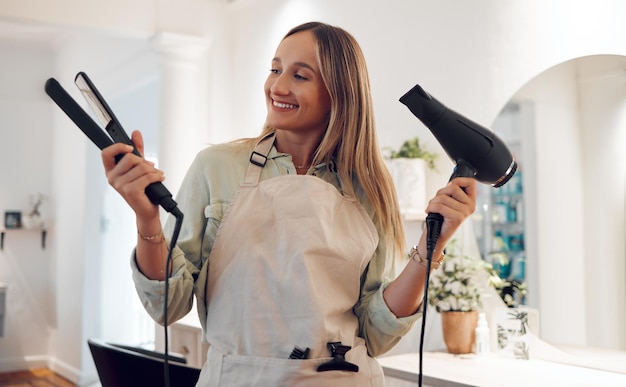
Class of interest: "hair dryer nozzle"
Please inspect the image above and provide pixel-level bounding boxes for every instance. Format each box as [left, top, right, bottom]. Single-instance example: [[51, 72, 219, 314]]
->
[[400, 84, 517, 187]]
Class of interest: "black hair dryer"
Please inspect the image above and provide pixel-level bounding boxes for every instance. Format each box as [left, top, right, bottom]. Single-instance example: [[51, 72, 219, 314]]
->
[[399, 84, 518, 253], [400, 84, 517, 186]]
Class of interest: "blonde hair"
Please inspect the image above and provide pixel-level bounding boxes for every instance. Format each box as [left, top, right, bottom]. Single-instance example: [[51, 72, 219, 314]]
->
[[253, 22, 406, 256]]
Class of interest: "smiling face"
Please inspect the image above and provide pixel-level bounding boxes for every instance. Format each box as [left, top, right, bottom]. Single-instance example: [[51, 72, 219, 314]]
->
[[264, 30, 331, 138]]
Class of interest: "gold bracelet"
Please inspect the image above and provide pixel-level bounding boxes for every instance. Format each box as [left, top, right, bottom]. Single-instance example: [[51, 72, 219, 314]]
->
[[409, 245, 444, 270], [138, 231, 165, 244]]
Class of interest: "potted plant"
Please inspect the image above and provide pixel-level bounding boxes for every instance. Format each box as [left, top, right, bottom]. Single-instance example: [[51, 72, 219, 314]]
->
[[386, 136, 438, 171], [427, 239, 487, 354], [384, 137, 438, 219]]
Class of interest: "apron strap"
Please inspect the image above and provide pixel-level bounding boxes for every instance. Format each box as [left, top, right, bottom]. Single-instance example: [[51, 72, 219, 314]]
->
[[243, 132, 357, 202], [243, 132, 276, 186]]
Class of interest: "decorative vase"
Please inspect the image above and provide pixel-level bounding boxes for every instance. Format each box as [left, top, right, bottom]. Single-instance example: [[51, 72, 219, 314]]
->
[[441, 310, 479, 354], [496, 308, 531, 359], [22, 213, 44, 230], [385, 158, 426, 218]]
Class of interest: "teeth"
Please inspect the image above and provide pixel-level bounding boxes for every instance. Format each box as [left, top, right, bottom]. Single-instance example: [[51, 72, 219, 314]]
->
[[273, 100, 298, 109]]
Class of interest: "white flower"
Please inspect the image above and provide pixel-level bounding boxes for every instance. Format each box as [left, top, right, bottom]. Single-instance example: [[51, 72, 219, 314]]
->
[[427, 239, 488, 313]]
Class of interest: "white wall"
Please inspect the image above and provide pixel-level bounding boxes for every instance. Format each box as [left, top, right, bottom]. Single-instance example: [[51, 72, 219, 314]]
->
[[516, 61, 589, 346], [0, 43, 55, 371], [0, 28, 161, 384], [577, 56, 626, 349], [513, 55, 626, 349], [1, 0, 625, 383]]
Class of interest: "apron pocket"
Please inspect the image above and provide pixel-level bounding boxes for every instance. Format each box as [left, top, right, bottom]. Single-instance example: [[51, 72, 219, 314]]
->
[[221, 354, 325, 386], [201, 345, 381, 387]]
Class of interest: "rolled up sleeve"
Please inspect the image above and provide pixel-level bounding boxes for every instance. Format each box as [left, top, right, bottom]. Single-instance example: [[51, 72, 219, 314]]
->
[[130, 245, 196, 325], [352, 210, 423, 357]]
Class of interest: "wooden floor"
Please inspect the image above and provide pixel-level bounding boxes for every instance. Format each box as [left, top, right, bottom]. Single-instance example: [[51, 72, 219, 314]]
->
[[0, 368, 417, 387], [0, 369, 76, 387]]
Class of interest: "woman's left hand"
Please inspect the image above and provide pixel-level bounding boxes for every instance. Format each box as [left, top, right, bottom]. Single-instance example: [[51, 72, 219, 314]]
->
[[424, 177, 477, 247]]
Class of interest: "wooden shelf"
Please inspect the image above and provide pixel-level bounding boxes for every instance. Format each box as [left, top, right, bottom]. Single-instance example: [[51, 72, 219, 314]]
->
[[0, 228, 47, 250]]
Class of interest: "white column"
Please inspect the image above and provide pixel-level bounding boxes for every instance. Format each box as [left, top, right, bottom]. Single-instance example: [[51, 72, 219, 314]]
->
[[152, 32, 211, 197]]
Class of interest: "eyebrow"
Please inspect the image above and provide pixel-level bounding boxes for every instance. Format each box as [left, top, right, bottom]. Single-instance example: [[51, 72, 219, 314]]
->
[[272, 57, 316, 72]]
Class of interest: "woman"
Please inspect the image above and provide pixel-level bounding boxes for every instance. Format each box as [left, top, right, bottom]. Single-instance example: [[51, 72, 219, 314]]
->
[[102, 21, 476, 386]]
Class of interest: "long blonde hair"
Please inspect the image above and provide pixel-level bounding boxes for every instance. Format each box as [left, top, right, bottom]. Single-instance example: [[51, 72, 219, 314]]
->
[[254, 22, 406, 256]]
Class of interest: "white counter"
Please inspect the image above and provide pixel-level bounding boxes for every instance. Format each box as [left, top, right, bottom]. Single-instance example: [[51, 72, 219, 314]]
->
[[378, 340, 626, 387]]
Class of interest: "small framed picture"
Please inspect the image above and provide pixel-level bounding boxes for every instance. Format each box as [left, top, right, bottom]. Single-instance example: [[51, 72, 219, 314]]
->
[[4, 211, 22, 229]]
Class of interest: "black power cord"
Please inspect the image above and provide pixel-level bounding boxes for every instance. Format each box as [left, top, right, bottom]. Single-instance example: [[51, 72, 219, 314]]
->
[[162, 208, 184, 387], [417, 213, 443, 387], [417, 161, 476, 387]]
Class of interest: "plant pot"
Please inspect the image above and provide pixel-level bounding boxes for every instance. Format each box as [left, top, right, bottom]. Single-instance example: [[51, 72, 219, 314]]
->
[[441, 310, 479, 354], [385, 158, 426, 217], [22, 213, 44, 230]]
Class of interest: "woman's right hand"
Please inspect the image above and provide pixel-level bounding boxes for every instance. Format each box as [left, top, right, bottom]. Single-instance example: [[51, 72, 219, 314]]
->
[[101, 130, 165, 222]]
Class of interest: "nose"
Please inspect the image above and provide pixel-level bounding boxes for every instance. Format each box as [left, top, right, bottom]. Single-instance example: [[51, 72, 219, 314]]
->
[[269, 73, 289, 96]]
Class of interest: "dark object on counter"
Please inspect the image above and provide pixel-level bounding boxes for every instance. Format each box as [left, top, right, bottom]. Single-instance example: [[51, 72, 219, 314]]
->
[[88, 339, 200, 387]]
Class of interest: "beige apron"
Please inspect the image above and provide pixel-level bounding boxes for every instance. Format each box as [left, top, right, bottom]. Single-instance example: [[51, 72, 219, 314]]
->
[[196, 134, 385, 386]]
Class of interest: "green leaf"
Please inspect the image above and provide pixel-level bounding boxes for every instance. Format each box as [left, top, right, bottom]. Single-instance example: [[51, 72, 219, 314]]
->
[[387, 137, 438, 170]]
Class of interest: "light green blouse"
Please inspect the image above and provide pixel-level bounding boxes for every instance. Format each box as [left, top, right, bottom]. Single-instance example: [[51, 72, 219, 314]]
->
[[130, 140, 421, 357]]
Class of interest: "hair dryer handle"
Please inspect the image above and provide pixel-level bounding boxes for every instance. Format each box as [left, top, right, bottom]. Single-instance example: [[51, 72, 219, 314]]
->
[[426, 159, 476, 256], [425, 213, 443, 255]]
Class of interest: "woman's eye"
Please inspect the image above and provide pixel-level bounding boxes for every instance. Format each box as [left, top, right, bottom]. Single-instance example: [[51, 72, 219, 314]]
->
[[294, 73, 308, 80], [270, 68, 281, 74]]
